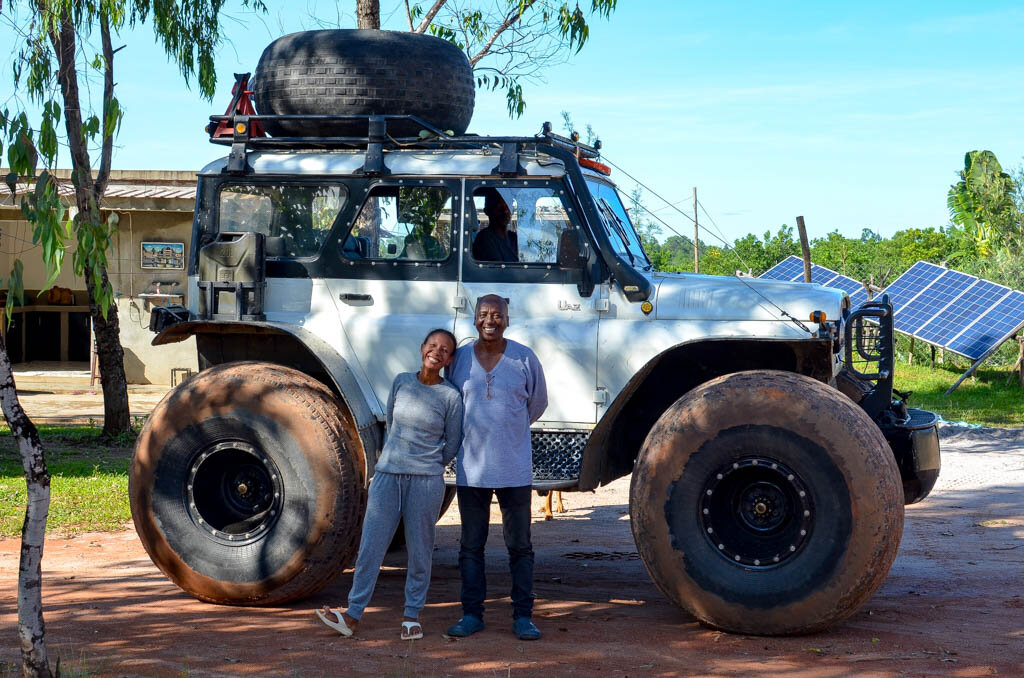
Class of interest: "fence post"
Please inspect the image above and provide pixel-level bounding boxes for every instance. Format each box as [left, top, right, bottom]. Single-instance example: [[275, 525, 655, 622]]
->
[[796, 216, 811, 283]]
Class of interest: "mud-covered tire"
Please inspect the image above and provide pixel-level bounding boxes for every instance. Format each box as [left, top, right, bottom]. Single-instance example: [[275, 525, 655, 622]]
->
[[630, 370, 904, 635], [252, 29, 475, 138], [130, 362, 367, 605]]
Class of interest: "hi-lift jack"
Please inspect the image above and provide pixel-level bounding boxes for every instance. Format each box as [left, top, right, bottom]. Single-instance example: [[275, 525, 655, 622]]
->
[[209, 73, 265, 174]]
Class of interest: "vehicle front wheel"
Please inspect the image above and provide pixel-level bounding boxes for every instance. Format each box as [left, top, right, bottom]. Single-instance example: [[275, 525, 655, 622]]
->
[[630, 370, 904, 635], [130, 362, 367, 605]]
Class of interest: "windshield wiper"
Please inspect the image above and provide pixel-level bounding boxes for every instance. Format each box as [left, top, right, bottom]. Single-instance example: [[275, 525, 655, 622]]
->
[[598, 198, 636, 265]]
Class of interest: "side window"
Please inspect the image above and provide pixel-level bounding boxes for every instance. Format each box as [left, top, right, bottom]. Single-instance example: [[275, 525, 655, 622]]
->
[[218, 184, 346, 258], [470, 186, 571, 264], [341, 185, 453, 261]]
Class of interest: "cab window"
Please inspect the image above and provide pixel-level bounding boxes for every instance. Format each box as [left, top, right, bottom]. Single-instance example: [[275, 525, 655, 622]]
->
[[342, 185, 453, 261], [470, 186, 571, 264], [218, 184, 346, 259]]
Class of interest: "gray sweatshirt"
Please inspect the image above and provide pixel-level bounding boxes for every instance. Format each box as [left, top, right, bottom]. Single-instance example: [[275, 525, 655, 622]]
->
[[375, 372, 464, 476]]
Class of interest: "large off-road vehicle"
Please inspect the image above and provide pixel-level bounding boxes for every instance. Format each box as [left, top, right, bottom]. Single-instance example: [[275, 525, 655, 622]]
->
[[131, 30, 940, 635]]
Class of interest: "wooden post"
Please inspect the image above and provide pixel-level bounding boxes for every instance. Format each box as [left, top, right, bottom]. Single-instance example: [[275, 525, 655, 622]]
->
[[909, 337, 915, 365], [796, 215, 811, 282], [930, 345, 936, 368], [692, 187, 699, 273], [940, 347, 945, 364], [1019, 336, 1023, 387]]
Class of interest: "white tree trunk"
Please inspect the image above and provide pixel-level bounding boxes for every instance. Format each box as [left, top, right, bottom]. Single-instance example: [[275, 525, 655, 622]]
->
[[0, 338, 53, 678]]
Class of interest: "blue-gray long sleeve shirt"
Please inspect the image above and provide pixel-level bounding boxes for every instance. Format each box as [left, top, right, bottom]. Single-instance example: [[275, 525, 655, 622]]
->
[[374, 372, 464, 476], [450, 339, 548, 488]]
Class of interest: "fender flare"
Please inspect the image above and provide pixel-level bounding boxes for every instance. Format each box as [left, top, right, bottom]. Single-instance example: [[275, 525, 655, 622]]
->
[[153, 320, 382, 472]]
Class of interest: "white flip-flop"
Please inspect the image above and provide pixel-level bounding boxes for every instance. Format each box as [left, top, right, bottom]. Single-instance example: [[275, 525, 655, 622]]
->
[[315, 606, 354, 637], [401, 620, 423, 640]]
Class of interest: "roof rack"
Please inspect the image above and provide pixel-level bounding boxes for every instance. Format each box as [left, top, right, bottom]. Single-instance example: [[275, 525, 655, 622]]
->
[[208, 74, 604, 175]]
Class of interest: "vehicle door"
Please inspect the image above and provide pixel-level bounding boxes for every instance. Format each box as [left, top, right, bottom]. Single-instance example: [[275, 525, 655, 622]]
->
[[456, 177, 599, 425], [325, 178, 461, 411]]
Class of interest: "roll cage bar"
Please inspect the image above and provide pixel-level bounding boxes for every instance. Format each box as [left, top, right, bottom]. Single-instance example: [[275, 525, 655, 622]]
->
[[205, 73, 653, 302]]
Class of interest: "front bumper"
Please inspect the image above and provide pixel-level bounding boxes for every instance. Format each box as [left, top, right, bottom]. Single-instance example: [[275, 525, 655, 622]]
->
[[842, 297, 941, 504], [881, 408, 941, 504]]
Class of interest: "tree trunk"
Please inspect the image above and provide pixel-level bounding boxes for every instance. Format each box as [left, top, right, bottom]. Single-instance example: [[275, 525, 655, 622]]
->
[[85, 261, 130, 437], [50, 10, 131, 438], [357, 0, 380, 28], [0, 334, 53, 678]]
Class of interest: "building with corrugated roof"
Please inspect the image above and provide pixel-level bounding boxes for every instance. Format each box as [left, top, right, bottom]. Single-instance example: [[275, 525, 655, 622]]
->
[[0, 170, 198, 384]]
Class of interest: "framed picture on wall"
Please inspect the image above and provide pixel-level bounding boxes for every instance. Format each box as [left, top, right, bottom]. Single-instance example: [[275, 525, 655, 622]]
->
[[140, 241, 185, 270]]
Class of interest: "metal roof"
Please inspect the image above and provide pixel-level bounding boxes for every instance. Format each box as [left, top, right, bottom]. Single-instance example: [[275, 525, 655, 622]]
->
[[0, 182, 194, 201]]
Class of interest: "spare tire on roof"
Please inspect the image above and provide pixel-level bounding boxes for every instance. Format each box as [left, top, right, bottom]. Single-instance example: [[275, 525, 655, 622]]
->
[[252, 29, 475, 138]]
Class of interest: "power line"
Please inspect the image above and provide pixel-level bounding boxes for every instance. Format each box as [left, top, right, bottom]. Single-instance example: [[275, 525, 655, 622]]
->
[[603, 155, 810, 334]]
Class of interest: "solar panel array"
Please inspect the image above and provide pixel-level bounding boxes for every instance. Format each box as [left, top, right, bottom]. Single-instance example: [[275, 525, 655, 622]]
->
[[760, 256, 1024, 364], [880, 262, 1024, 361], [760, 255, 870, 308]]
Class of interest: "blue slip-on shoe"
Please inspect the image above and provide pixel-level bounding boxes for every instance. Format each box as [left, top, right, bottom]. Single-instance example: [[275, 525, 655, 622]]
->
[[513, 617, 541, 641], [447, 615, 485, 637]]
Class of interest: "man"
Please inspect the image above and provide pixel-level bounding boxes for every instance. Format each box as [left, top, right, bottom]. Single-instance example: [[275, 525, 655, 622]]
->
[[472, 189, 519, 262], [447, 294, 548, 640]]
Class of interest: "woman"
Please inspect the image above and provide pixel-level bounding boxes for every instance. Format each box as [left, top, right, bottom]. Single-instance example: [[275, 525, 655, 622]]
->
[[316, 328, 463, 640]]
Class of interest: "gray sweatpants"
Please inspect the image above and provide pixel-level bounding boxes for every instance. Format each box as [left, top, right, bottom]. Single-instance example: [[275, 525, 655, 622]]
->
[[346, 471, 446, 620]]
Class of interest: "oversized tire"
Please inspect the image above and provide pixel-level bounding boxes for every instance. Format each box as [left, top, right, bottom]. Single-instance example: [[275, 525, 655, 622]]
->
[[130, 362, 367, 605], [252, 29, 475, 138], [630, 370, 904, 635]]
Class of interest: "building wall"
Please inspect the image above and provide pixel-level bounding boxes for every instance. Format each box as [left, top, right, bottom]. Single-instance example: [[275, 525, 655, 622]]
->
[[0, 205, 198, 384]]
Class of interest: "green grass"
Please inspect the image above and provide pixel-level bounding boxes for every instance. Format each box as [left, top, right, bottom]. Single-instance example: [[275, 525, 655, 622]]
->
[[895, 361, 1024, 427], [0, 425, 134, 538]]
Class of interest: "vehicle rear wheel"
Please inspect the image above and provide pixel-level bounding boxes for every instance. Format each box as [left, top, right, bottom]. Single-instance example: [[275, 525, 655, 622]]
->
[[252, 29, 475, 138], [630, 370, 904, 635], [130, 362, 367, 605]]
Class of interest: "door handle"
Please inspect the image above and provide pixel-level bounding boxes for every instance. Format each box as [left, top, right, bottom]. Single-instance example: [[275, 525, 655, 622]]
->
[[340, 293, 373, 304]]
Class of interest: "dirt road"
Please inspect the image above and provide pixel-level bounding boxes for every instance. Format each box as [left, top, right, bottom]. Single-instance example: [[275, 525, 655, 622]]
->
[[1, 426, 1022, 677]]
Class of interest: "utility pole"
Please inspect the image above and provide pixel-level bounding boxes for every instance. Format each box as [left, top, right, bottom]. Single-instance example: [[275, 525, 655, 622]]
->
[[693, 186, 699, 273], [796, 215, 812, 283]]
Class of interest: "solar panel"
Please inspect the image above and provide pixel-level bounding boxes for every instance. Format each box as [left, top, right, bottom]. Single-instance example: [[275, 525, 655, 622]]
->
[[881, 261, 946, 313], [916, 280, 1009, 346], [759, 256, 870, 309], [946, 290, 1024, 360], [847, 288, 869, 309], [894, 269, 975, 335], [760, 256, 804, 281], [809, 265, 840, 286], [876, 261, 1024, 366]]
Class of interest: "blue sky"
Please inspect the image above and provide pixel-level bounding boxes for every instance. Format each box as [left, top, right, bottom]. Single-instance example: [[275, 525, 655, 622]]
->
[[3, 1, 1023, 245]]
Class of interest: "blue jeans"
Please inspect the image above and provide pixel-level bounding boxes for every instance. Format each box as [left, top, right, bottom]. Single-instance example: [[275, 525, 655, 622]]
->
[[457, 485, 534, 620]]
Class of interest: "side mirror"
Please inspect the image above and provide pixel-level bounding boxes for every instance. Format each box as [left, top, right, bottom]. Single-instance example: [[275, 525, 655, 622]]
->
[[557, 228, 585, 269]]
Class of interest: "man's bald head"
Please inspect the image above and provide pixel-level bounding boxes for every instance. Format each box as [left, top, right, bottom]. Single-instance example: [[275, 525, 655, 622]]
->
[[475, 294, 508, 318], [474, 294, 509, 343]]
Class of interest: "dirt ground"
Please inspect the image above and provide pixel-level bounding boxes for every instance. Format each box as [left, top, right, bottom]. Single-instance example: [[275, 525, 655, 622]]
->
[[1, 425, 1023, 677]]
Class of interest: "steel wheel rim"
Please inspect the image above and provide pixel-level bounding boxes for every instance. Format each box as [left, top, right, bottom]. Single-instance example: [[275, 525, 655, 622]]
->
[[700, 456, 814, 568], [185, 441, 284, 546]]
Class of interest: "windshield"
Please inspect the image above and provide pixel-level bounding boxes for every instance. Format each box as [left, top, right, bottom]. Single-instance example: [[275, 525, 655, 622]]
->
[[585, 179, 651, 270]]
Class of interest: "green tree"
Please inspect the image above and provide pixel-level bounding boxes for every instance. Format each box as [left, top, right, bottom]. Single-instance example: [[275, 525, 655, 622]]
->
[[356, 0, 618, 116], [948, 150, 1022, 256], [1, 2, 263, 675]]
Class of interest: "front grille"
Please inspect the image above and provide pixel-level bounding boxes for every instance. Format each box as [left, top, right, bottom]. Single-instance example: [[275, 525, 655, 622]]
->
[[443, 429, 588, 484]]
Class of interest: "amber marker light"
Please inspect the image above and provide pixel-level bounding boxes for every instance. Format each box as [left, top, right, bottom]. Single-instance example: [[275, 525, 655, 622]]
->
[[810, 310, 827, 323], [235, 122, 247, 134], [641, 301, 654, 315]]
